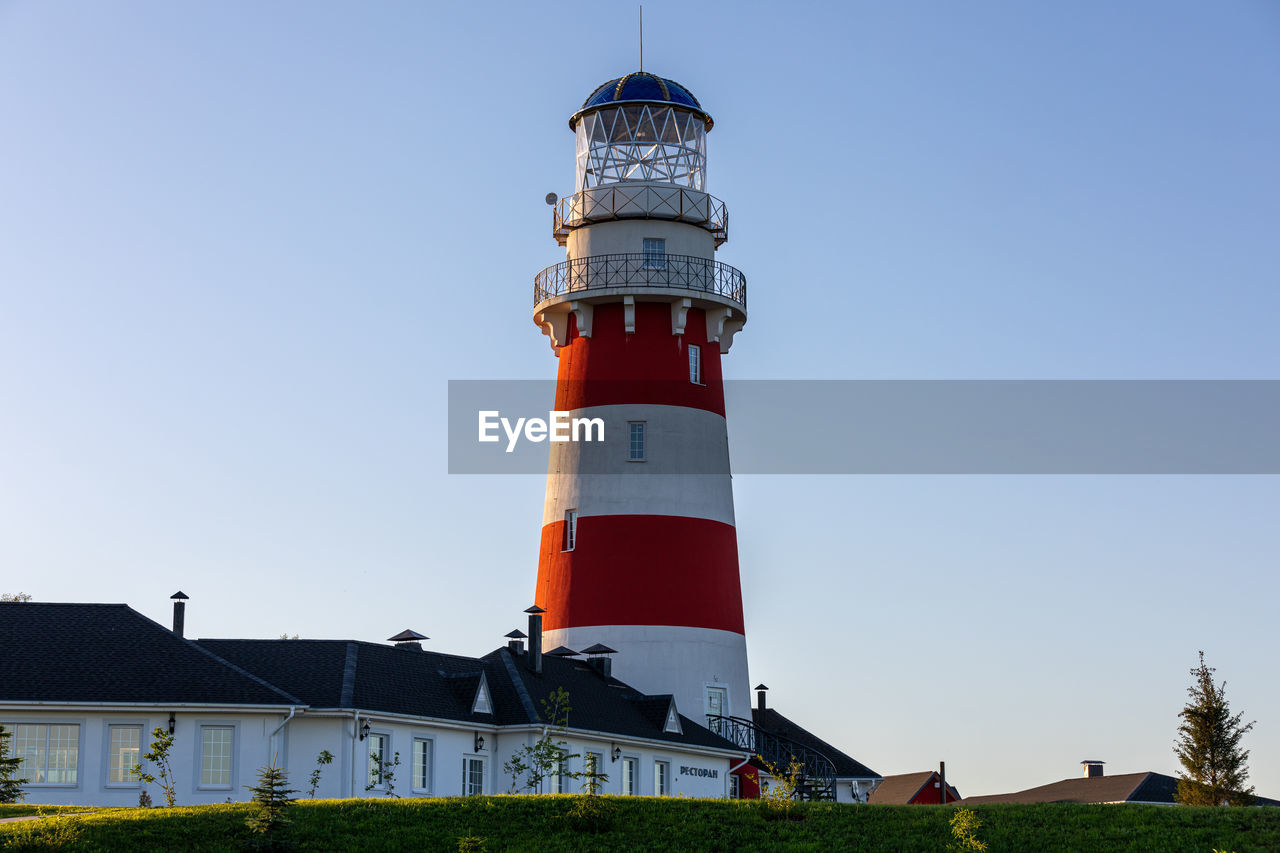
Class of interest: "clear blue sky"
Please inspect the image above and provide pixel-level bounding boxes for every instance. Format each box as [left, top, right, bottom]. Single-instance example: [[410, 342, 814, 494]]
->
[[1, 0, 1277, 798]]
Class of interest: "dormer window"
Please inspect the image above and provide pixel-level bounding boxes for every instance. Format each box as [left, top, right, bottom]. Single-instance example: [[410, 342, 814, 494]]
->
[[471, 674, 493, 715]]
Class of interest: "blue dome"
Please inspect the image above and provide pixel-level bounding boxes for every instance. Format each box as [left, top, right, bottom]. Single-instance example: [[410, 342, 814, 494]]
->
[[570, 72, 713, 131]]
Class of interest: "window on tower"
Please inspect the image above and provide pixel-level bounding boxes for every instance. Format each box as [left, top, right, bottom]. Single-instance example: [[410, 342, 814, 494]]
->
[[642, 238, 666, 270], [628, 422, 646, 461], [689, 344, 702, 384], [563, 509, 577, 551]]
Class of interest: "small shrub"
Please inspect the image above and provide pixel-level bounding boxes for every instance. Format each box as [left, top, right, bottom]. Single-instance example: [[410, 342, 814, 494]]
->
[[307, 750, 334, 799], [0, 725, 28, 804], [756, 755, 805, 821], [133, 726, 177, 807], [245, 761, 298, 850], [948, 807, 988, 852], [564, 793, 616, 833], [137, 790, 153, 808], [456, 835, 487, 852]]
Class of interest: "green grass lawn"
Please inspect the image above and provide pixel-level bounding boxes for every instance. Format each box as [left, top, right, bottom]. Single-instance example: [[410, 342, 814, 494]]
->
[[0, 804, 95, 819], [2, 796, 1277, 852]]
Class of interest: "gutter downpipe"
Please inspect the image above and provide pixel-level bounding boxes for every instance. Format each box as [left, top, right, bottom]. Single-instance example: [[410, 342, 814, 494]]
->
[[269, 706, 300, 764], [350, 711, 361, 798]]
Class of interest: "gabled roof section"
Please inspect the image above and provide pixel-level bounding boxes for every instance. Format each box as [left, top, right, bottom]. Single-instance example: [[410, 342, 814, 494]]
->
[[0, 603, 297, 706], [867, 771, 961, 804], [751, 707, 879, 779], [627, 695, 682, 735], [963, 771, 1174, 805], [201, 639, 519, 724], [490, 648, 739, 752]]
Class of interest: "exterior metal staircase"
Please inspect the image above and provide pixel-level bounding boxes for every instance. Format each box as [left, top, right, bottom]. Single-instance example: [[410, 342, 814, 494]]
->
[[706, 714, 837, 801]]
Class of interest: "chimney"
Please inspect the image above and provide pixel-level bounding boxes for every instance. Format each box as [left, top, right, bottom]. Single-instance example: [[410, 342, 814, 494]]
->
[[387, 629, 428, 651], [939, 761, 947, 804], [505, 629, 527, 655], [1081, 760, 1105, 778], [170, 591, 189, 637], [524, 605, 545, 674], [755, 683, 768, 711], [582, 643, 617, 678]]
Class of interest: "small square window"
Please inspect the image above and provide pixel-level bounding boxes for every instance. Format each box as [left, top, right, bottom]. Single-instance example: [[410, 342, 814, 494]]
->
[[642, 238, 666, 270], [563, 509, 578, 551], [628, 422, 646, 462]]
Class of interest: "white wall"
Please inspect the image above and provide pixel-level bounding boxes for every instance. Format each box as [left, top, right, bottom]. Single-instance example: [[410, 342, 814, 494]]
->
[[4, 708, 739, 806]]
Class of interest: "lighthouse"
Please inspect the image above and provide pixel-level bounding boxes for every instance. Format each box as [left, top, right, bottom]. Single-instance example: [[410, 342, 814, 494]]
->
[[532, 72, 751, 725]]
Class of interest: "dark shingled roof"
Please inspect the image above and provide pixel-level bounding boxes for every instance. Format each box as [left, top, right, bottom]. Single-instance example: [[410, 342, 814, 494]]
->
[[752, 707, 879, 779], [963, 772, 1178, 805], [0, 603, 297, 706], [867, 771, 961, 804], [199, 641, 741, 751]]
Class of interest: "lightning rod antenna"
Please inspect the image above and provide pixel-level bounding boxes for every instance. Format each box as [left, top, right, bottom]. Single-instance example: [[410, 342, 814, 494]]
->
[[639, 6, 644, 71]]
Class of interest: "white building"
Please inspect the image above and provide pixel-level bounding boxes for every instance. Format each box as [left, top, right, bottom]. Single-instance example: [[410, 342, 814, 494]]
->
[[0, 597, 746, 807]]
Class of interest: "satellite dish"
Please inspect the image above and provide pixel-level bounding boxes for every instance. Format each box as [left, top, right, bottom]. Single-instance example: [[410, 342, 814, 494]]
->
[[544, 192, 558, 206]]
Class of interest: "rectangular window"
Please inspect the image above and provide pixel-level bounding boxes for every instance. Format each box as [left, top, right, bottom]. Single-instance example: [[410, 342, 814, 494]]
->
[[622, 757, 637, 796], [585, 752, 603, 795], [554, 757, 571, 794], [464, 757, 484, 796], [107, 725, 141, 785], [563, 509, 577, 551], [730, 773, 741, 799], [367, 733, 388, 788], [199, 726, 233, 788], [413, 738, 433, 793], [688, 344, 701, 384], [655, 761, 669, 796], [628, 422, 645, 462], [9, 724, 80, 786], [642, 238, 666, 269]]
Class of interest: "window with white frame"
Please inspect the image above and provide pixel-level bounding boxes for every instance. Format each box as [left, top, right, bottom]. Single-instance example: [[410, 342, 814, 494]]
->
[[585, 752, 603, 794], [642, 238, 666, 269], [107, 725, 141, 785], [199, 726, 233, 788], [622, 756, 637, 795], [628, 422, 645, 462], [412, 738, 433, 793], [688, 344, 701, 384], [8, 723, 79, 785], [366, 733, 388, 789], [730, 773, 741, 799], [654, 760, 669, 796], [554, 756, 572, 794], [463, 757, 484, 796], [563, 509, 578, 551]]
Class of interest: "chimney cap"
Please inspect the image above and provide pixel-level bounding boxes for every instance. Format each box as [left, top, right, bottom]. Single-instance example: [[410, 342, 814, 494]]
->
[[171, 591, 189, 600], [505, 629, 528, 639], [387, 629, 428, 642], [581, 643, 617, 655], [545, 645, 580, 657], [1080, 759, 1105, 765], [754, 683, 768, 691], [524, 605, 546, 614]]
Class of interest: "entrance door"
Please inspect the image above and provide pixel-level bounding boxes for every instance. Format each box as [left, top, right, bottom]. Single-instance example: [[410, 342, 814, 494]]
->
[[706, 685, 728, 721]]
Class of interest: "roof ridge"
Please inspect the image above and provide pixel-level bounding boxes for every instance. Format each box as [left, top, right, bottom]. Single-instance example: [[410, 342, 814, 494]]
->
[[495, 647, 540, 724], [339, 642, 358, 707], [119, 608, 302, 705]]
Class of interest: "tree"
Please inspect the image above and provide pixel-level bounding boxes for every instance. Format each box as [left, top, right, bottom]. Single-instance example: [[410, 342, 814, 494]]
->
[[133, 726, 177, 807], [1174, 651, 1256, 806], [504, 687, 579, 794], [0, 724, 29, 803], [245, 760, 298, 845], [307, 749, 334, 798], [0, 592, 32, 602]]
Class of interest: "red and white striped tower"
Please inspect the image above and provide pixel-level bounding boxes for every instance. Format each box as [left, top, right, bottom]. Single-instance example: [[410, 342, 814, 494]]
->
[[532, 73, 750, 724]]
